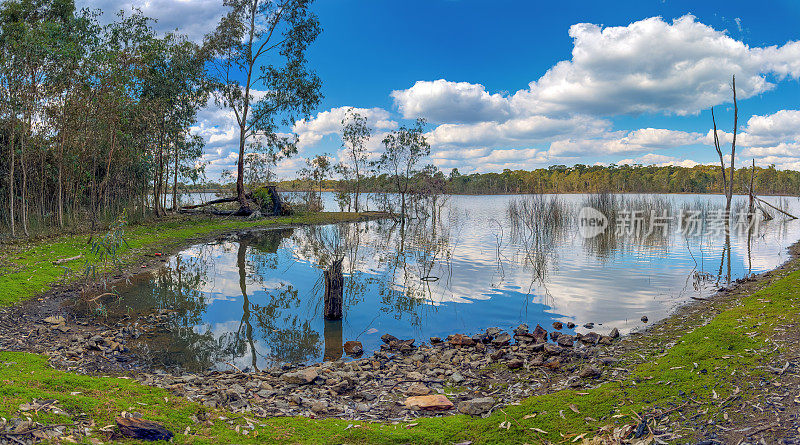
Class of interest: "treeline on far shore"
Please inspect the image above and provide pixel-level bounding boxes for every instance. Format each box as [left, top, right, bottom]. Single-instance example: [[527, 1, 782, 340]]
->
[[260, 164, 800, 196]]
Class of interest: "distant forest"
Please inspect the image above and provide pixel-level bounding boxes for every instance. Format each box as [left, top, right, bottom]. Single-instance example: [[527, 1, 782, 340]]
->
[[272, 164, 800, 196]]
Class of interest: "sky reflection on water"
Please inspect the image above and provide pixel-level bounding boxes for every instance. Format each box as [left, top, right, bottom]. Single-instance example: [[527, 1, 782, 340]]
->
[[101, 193, 800, 372]]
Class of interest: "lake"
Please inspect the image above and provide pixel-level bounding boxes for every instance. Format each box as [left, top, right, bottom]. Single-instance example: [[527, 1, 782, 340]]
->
[[90, 193, 800, 372]]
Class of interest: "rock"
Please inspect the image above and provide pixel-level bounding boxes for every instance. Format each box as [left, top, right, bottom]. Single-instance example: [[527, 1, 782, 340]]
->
[[513, 324, 529, 335], [281, 368, 318, 385], [381, 334, 399, 344], [641, 316, 649, 323], [598, 336, 613, 345], [556, 335, 574, 347], [507, 358, 524, 369], [429, 336, 442, 344], [579, 366, 602, 379], [44, 316, 66, 325], [485, 327, 502, 337], [491, 332, 511, 346], [566, 376, 582, 388], [450, 372, 465, 384], [490, 350, 505, 361], [407, 371, 424, 380], [609, 327, 620, 338], [543, 358, 561, 370], [579, 332, 600, 345], [310, 400, 328, 414], [543, 343, 563, 355], [583, 322, 594, 329], [552, 321, 563, 330], [549, 331, 561, 341], [457, 397, 495, 416], [475, 342, 486, 352], [343, 341, 363, 356], [566, 322, 576, 329], [449, 334, 475, 347], [116, 417, 173, 441], [531, 324, 548, 342], [405, 382, 430, 396], [404, 395, 453, 411]]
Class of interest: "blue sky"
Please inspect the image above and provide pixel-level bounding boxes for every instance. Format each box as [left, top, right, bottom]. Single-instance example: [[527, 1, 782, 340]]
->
[[81, 0, 800, 179]]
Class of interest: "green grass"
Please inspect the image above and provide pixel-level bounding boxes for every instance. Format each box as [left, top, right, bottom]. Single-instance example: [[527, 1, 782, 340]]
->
[[0, 212, 379, 307], [1, 266, 797, 443]]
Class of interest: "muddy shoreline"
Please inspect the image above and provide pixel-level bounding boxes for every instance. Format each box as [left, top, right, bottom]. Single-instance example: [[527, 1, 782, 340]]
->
[[1, 223, 798, 422]]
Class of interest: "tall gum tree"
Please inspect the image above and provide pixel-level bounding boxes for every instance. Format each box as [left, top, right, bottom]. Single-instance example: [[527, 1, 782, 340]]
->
[[205, 0, 322, 213]]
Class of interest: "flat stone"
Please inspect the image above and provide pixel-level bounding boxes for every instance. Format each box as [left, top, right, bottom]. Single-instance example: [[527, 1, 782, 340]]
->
[[404, 395, 453, 411], [507, 358, 524, 369], [44, 316, 66, 325], [457, 397, 495, 415], [449, 334, 475, 346], [405, 382, 430, 396], [407, 371, 424, 380], [310, 400, 328, 413], [556, 335, 574, 347], [381, 334, 399, 344], [343, 341, 363, 355], [491, 332, 511, 346], [281, 368, 318, 385], [579, 366, 602, 379], [543, 343, 563, 355], [543, 357, 561, 370], [485, 327, 502, 337]]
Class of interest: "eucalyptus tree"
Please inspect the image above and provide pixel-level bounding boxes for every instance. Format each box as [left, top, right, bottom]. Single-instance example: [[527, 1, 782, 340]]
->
[[141, 32, 209, 214], [340, 108, 370, 212], [299, 153, 331, 209], [378, 118, 430, 218], [205, 0, 323, 214]]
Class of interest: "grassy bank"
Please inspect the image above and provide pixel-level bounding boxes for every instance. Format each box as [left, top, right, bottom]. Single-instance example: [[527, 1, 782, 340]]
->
[[1, 252, 797, 442], [0, 212, 383, 307]]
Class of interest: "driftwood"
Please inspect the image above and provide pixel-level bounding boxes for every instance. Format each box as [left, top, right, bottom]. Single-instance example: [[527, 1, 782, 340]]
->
[[324, 258, 344, 320]]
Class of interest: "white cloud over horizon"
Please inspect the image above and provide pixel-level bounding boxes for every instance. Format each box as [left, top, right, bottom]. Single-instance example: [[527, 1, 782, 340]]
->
[[99, 7, 800, 180]]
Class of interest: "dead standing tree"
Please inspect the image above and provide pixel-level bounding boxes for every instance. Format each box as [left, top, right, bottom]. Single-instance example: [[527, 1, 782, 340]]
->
[[323, 257, 343, 319], [711, 74, 738, 215]]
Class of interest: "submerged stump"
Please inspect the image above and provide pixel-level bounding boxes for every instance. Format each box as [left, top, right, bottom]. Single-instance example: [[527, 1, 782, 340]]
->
[[324, 258, 344, 320]]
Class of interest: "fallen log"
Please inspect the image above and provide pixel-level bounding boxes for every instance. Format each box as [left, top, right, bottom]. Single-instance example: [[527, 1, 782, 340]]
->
[[179, 195, 239, 210], [754, 195, 797, 220]]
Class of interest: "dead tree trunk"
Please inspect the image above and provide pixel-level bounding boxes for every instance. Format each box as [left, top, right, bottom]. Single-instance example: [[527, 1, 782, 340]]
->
[[266, 185, 283, 215], [324, 258, 344, 320]]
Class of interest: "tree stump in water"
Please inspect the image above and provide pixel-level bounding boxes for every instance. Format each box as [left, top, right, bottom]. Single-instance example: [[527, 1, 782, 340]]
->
[[324, 258, 344, 320], [323, 319, 343, 361]]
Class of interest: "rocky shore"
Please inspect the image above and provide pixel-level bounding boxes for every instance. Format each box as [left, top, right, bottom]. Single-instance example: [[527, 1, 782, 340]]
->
[[3, 303, 629, 421]]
